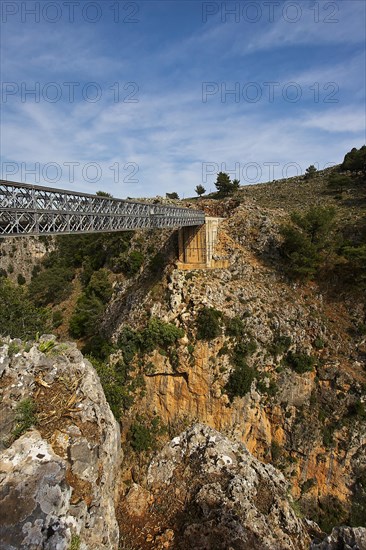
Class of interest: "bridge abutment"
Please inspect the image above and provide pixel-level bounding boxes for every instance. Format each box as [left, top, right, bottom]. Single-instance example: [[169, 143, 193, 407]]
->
[[177, 217, 229, 270]]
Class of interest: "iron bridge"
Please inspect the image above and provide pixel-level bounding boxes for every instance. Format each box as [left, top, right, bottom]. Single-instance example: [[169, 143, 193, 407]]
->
[[0, 180, 205, 237]]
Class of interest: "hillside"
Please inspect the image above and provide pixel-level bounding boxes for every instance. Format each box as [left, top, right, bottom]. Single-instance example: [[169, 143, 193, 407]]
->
[[0, 146, 365, 549]]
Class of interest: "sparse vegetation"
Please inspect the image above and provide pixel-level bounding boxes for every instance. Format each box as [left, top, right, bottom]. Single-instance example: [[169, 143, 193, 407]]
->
[[225, 316, 245, 338], [17, 274, 26, 285], [0, 278, 48, 339], [12, 398, 37, 440], [225, 340, 258, 400], [269, 335, 292, 358], [89, 356, 134, 419], [69, 534, 81, 550], [196, 307, 222, 340], [69, 269, 112, 338], [285, 351, 315, 374], [280, 206, 336, 279], [129, 415, 165, 452], [271, 440, 282, 463]]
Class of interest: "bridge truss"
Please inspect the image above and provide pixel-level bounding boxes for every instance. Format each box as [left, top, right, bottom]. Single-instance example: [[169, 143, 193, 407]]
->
[[0, 180, 205, 237]]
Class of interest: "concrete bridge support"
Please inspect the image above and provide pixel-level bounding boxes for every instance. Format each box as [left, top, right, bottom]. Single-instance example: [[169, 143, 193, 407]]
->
[[177, 217, 229, 269]]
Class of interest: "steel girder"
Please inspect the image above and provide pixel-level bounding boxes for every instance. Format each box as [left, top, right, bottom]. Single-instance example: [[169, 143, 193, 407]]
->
[[0, 180, 205, 237]]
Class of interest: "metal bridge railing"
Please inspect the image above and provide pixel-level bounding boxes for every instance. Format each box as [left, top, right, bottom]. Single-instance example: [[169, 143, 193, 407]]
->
[[0, 180, 205, 237]]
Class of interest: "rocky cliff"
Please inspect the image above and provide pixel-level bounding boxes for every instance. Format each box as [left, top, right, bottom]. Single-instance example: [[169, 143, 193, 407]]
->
[[88, 193, 365, 537], [0, 166, 365, 548], [119, 423, 311, 549], [0, 236, 52, 283], [0, 336, 121, 549]]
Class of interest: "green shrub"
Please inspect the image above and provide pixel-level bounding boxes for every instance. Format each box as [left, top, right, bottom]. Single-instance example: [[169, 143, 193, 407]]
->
[[129, 421, 153, 452], [270, 335, 292, 357], [328, 174, 351, 194], [8, 341, 21, 356], [349, 468, 366, 527], [257, 376, 277, 397], [196, 307, 222, 340], [0, 278, 49, 339], [304, 165, 317, 180], [225, 359, 256, 400], [341, 244, 366, 286], [341, 145, 366, 173], [280, 226, 319, 279], [69, 534, 81, 550], [348, 399, 366, 419], [69, 293, 104, 338], [12, 398, 37, 439], [318, 495, 348, 534], [86, 269, 112, 304], [90, 357, 133, 418], [123, 250, 144, 276], [81, 336, 114, 361], [129, 416, 165, 452], [38, 340, 56, 353], [218, 343, 229, 356], [285, 351, 315, 374], [149, 252, 165, 274], [187, 344, 195, 355], [322, 425, 335, 447], [301, 478, 316, 494], [225, 316, 245, 338], [17, 274, 26, 285], [234, 339, 257, 358], [280, 206, 336, 280], [117, 326, 141, 364], [141, 317, 184, 352], [29, 266, 74, 306], [271, 440, 282, 463], [52, 310, 63, 328], [313, 337, 325, 349]]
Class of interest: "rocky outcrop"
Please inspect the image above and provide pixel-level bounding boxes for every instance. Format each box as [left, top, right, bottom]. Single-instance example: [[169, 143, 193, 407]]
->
[[119, 423, 311, 549], [311, 526, 366, 549], [111, 203, 365, 519], [0, 236, 52, 283], [0, 336, 121, 550]]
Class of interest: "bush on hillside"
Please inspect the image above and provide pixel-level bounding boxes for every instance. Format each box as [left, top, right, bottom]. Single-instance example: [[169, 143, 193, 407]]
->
[[196, 307, 222, 340], [141, 317, 184, 353], [225, 316, 245, 338], [304, 165, 317, 180], [88, 356, 133, 419], [0, 278, 49, 339], [280, 206, 336, 280], [225, 340, 258, 400], [341, 145, 366, 173], [285, 351, 315, 374], [29, 266, 74, 307]]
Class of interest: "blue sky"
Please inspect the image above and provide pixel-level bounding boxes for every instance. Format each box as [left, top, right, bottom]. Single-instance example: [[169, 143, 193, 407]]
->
[[1, 0, 365, 198]]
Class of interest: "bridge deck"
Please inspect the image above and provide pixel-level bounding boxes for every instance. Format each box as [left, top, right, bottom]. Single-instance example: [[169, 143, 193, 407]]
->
[[0, 180, 205, 237]]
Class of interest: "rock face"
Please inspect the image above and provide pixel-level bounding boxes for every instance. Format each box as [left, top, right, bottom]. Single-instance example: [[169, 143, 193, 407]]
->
[[120, 423, 311, 549], [0, 337, 121, 550], [108, 200, 365, 520], [311, 526, 366, 549], [0, 236, 52, 283]]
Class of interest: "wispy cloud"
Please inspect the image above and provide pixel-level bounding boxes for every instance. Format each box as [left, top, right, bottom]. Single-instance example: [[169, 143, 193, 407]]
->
[[1, 0, 365, 197]]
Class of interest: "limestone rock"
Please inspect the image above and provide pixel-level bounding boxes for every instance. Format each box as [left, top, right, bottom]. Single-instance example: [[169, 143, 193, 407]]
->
[[311, 526, 366, 549], [131, 423, 310, 549], [0, 339, 121, 550]]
